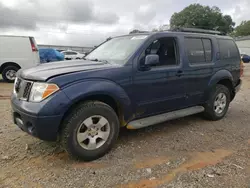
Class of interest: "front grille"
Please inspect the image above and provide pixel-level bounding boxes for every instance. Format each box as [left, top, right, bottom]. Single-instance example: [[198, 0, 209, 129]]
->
[[23, 82, 32, 99], [14, 78, 33, 100]]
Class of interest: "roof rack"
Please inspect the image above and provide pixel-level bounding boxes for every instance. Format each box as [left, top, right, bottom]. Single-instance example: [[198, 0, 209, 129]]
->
[[169, 27, 225, 35], [129, 30, 150, 34]]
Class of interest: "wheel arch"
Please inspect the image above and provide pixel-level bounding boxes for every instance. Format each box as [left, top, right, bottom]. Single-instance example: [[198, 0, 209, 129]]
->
[[216, 79, 234, 100], [206, 70, 234, 101], [58, 93, 126, 134], [0, 62, 21, 73], [55, 79, 133, 135]]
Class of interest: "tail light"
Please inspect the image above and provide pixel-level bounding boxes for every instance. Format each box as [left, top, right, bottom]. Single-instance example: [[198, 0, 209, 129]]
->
[[29, 37, 38, 52], [240, 60, 244, 77]]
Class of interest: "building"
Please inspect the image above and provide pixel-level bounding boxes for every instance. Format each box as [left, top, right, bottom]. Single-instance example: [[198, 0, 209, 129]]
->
[[235, 36, 250, 55], [38, 44, 93, 53]]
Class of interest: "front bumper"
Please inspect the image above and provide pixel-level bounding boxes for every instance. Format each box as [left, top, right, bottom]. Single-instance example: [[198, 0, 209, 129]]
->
[[12, 104, 62, 141], [11, 91, 70, 141]]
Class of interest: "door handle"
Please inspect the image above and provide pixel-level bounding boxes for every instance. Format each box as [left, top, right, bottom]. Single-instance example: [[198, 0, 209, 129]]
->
[[176, 70, 183, 77]]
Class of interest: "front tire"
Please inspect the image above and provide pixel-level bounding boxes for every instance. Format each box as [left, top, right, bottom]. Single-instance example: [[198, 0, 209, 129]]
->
[[2, 66, 19, 82], [203, 84, 230, 121], [60, 101, 120, 161]]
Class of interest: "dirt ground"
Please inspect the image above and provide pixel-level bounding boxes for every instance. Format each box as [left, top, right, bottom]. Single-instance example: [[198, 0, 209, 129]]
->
[[0, 66, 250, 188]]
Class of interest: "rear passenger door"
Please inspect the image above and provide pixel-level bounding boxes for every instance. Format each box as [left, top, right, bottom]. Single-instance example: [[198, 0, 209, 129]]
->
[[183, 37, 214, 106]]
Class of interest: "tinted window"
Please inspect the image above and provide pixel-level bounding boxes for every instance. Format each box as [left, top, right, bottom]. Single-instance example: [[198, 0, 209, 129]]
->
[[185, 38, 205, 64], [218, 39, 239, 59], [202, 39, 212, 62]]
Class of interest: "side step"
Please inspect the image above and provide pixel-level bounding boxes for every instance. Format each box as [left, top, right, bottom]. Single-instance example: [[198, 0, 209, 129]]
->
[[126, 106, 204, 129]]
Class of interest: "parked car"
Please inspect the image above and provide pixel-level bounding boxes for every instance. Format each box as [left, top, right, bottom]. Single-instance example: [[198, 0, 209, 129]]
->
[[11, 28, 242, 161], [61, 50, 85, 60], [241, 54, 250, 63], [39, 48, 64, 63], [0, 35, 40, 82]]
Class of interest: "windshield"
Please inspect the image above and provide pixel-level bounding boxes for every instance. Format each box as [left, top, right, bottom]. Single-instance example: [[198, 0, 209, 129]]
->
[[85, 35, 148, 64]]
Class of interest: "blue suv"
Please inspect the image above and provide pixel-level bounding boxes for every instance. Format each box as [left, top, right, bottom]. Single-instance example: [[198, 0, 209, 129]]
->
[[11, 28, 242, 161]]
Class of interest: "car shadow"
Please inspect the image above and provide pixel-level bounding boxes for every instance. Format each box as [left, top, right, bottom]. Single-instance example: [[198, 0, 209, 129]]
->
[[26, 114, 205, 162], [118, 114, 203, 142]]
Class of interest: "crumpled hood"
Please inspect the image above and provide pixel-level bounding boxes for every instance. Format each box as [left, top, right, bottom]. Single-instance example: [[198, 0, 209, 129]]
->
[[18, 60, 118, 81]]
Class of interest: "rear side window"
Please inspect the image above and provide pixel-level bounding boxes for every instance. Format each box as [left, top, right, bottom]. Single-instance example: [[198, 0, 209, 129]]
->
[[202, 39, 212, 62], [185, 38, 213, 64], [218, 39, 239, 59], [185, 38, 205, 64]]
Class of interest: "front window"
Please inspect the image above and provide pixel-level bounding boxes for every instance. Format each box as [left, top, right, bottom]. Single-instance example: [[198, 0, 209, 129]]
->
[[139, 37, 179, 67], [85, 35, 148, 65]]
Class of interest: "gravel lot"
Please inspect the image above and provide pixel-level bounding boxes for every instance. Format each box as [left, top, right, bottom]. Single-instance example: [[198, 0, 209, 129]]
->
[[0, 66, 250, 188]]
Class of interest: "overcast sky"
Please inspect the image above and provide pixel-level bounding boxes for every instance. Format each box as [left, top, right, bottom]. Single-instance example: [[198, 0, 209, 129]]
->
[[0, 0, 249, 47]]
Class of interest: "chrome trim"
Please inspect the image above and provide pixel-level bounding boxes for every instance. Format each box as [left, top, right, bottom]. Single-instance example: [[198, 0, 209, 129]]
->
[[14, 77, 33, 101]]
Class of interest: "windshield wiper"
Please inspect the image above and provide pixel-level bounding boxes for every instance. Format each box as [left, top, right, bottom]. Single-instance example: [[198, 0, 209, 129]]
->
[[88, 58, 109, 64]]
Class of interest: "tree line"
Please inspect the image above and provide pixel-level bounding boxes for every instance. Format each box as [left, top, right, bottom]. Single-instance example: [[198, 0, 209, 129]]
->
[[130, 4, 250, 37]]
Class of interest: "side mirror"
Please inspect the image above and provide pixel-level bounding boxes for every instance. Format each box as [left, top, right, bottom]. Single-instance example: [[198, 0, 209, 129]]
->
[[145, 54, 159, 65]]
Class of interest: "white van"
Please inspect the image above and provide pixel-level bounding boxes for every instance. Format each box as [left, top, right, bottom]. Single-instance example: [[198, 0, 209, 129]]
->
[[0, 35, 40, 82]]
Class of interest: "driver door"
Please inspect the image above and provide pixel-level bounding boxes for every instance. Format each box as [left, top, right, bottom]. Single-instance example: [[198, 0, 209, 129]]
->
[[132, 36, 187, 118]]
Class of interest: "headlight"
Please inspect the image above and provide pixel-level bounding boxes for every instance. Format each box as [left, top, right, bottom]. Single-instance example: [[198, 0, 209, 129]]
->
[[29, 82, 59, 102]]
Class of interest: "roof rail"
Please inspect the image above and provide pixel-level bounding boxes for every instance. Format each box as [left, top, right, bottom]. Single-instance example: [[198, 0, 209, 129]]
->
[[129, 30, 150, 34], [169, 27, 224, 35]]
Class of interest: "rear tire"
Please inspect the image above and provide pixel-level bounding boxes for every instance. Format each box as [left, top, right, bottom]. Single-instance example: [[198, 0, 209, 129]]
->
[[203, 84, 230, 121], [60, 101, 120, 161], [2, 66, 19, 83]]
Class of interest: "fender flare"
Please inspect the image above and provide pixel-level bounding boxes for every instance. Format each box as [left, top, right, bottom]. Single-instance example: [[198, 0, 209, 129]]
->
[[204, 70, 234, 101], [62, 79, 132, 121]]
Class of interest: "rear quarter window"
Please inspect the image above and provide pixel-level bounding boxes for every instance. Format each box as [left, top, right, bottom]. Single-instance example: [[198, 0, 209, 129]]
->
[[218, 39, 240, 59]]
